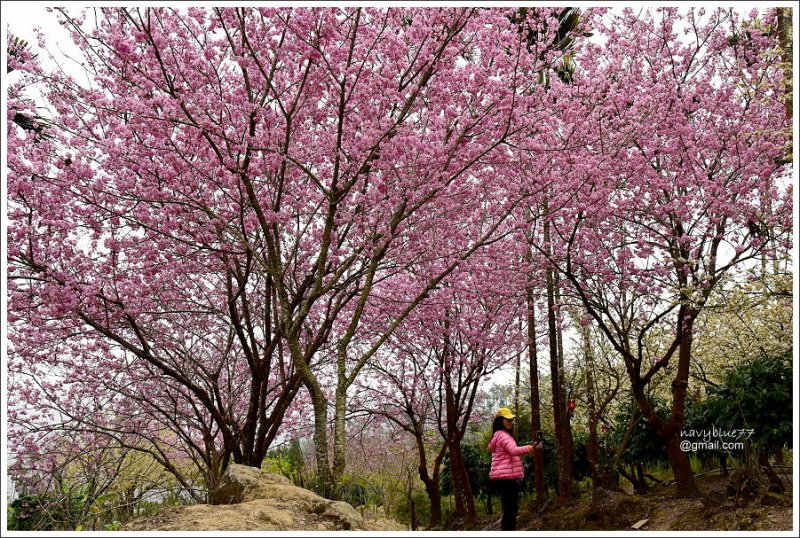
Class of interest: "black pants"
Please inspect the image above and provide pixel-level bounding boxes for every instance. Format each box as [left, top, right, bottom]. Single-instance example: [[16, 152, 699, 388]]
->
[[494, 479, 520, 531]]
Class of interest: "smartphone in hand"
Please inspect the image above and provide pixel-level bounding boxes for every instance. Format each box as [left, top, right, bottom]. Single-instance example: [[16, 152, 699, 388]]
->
[[536, 431, 544, 443]]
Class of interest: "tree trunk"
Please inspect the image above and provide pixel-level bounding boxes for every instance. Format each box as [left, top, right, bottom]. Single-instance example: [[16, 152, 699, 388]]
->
[[424, 472, 443, 528], [556, 285, 574, 491], [447, 441, 476, 522], [310, 389, 335, 498], [441, 334, 477, 523], [547, 273, 571, 501], [514, 349, 521, 438], [664, 436, 699, 498], [630, 310, 701, 499], [771, 442, 785, 465], [618, 465, 645, 494], [635, 463, 648, 493], [776, 7, 793, 123], [758, 451, 785, 493], [584, 325, 602, 489], [414, 433, 444, 528], [442, 379, 477, 523], [526, 288, 547, 500], [332, 381, 348, 498], [667, 312, 701, 498], [545, 219, 572, 501]]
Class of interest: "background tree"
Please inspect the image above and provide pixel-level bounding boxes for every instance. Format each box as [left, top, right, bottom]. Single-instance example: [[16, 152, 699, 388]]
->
[[357, 246, 525, 524], [539, 7, 791, 497]]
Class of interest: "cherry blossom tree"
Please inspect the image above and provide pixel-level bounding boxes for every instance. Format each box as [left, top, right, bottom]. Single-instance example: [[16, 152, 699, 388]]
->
[[7, 6, 568, 499], [355, 242, 526, 523], [7, 6, 787, 510], [539, 7, 791, 497]]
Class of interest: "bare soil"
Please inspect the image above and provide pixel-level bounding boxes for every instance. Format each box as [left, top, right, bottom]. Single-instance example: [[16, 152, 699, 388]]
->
[[479, 470, 794, 532]]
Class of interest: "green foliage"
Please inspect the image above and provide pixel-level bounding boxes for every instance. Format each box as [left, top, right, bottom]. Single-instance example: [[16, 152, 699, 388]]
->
[[440, 443, 492, 498], [394, 488, 432, 528], [692, 273, 792, 375], [681, 397, 736, 463], [263, 439, 306, 484], [608, 399, 669, 466], [104, 520, 122, 531], [704, 351, 793, 450], [7, 494, 83, 531], [338, 476, 367, 507]]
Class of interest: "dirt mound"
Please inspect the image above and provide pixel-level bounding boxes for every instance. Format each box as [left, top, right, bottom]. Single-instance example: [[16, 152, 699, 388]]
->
[[124, 464, 406, 532]]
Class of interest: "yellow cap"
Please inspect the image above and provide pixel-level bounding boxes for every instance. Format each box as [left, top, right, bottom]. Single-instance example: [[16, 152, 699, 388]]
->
[[496, 408, 516, 420]]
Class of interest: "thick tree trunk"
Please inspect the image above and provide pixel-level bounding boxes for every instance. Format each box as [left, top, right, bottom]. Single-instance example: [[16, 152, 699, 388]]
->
[[446, 439, 476, 522], [630, 310, 701, 499], [332, 382, 348, 498], [526, 288, 547, 500], [443, 378, 476, 522], [664, 436, 699, 497], [414, 434, 444, 528], [667, 312, 701, 498], [424, 473, 443, 528], [636, 462, 648, 493], [545, 221, 572, 501], [547, 272, 571, 500], [441, 335, 477, 523], [556, 286, 574, 489], [310, 390, 335, 498]]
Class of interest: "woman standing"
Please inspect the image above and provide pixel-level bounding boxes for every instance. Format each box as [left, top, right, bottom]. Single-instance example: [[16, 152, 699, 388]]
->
[[488, 407, 543, 531]]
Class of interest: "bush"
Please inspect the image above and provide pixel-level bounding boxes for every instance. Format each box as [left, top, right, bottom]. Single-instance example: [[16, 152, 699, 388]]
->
[[393, 488, 431, 528], [705, 351, 792, 452], [7, 494, 83, 531]]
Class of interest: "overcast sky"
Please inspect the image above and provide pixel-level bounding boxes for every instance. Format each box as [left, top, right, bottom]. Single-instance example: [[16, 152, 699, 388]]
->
[[4, 1, 791, 65]]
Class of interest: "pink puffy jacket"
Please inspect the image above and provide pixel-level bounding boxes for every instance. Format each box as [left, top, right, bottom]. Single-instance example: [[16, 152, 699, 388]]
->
[[488, 430, 532, 480]]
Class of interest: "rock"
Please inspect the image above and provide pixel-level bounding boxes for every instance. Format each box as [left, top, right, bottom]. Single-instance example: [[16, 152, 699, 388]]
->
[[125, 464, 388, 531], [321, 500, 363, 530], [210, 463, 293, 504]]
